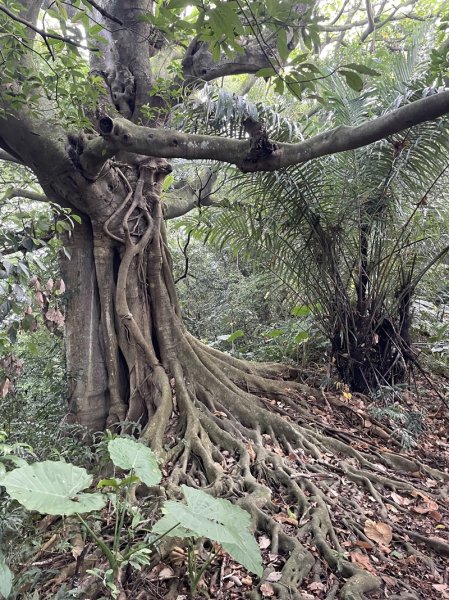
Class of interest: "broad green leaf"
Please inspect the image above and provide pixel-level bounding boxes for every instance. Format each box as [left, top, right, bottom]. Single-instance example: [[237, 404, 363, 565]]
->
[[227, 330, 244, 342], [2, 461, 106, 516], [340, 70, 363, 92], [107, 438, 161, 487], [263, 328, 284, 339], [274, 77, 285, 95], [1, 456, 28, 469], [294, 331, 309, 344], [0, 551, 12, 599], [162, 174, 175, 191], [255, 67, 277, 78], [291, 305, 311, 317], [276, 28, 289, 61], [152, 485, 262, 576]]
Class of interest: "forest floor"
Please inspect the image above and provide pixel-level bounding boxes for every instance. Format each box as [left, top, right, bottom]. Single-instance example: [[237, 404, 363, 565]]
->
[[20, 368, 449, 600]]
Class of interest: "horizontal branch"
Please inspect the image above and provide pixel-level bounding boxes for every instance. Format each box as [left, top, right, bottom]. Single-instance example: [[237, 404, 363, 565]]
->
[[81, 91, 449, 177], [164, 169, 219, 219], [2, 188, 48, 203]]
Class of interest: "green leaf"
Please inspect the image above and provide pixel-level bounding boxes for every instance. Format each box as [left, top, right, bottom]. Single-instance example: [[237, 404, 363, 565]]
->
[[291, 305, 311, 317], [152, 485, 262, 577], [263, 328, 284, 339], [2, 461, 106, 516], [107, 438, 162, 487], [341, 63, 380, 76], [339, 70, 363, 92], [1, 456, 28, 469], [255, 67, 277, 78], [276, 28, 289, 61], [294, 331, 309, 344], [274, 77, 285, 95], [97, 478, 120, 489], [162, 174, 175, 191], [0, 551, 12, 599], [226, 330, 244, 342]]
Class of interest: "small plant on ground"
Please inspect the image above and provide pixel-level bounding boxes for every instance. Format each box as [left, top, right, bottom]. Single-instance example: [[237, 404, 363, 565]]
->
[[0, 437, 262, 598]]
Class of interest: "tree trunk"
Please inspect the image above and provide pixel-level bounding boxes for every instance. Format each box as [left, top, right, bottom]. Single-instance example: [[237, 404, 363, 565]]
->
[[61, 217, 109, 431]]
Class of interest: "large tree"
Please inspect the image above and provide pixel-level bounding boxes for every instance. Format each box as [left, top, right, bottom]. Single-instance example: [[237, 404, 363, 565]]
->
[[1, 1, 449, 598]]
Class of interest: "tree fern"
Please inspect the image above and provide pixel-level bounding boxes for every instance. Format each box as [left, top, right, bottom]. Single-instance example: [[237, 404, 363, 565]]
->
[[175, 41, 449, 391]]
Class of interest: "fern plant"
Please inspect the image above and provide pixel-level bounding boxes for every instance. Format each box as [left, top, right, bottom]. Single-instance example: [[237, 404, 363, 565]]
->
[[176, 43, 449, 392]]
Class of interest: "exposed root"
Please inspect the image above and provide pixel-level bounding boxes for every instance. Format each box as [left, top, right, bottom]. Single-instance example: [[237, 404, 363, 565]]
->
[[137, 326, 448, 599], [79, 161, 449, 599]]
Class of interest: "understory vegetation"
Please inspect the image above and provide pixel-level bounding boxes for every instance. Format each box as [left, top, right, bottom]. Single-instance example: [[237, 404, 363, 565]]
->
[[1, 1, 449, 599]]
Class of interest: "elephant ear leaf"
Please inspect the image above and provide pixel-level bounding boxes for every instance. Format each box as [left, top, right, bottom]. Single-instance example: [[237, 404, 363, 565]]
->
[[2, 461, 106, 516], [152, 485, 263, 577], [0, 550, 12, 599], [107, 438, 162, 486]]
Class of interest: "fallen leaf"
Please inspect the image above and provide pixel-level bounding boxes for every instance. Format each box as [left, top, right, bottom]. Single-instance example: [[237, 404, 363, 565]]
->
[[308, 581, 325, 591], [349, 551, 376, 573], [148, 563, 175, 581], [381, 574, 397, 587], [245, 442, 256, 462], [258, 535, 271, 550], [158, 566, 175, 579], [390, 492, 410, 506], [213, 411, 227, 418], [429, 510, 442, 522], [402, 554, 417, 565], [433, 584, 448, 592], [273, 514, 298, 526], [1, 377, 10, 398], [71, 533, 84, 559], [260, 582, 275, 597], [364, 519, 393, 546], [266, 572, 282, 582], [412, 499, 438, 514]]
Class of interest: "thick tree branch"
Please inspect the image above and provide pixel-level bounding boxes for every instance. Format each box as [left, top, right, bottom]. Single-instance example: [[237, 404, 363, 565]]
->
[[0, 149, 24, 165], [81, 91, 449, 177], [181, 38, 273, 84], [361, 0, 376, 41], [164, 169, 220, 219]]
